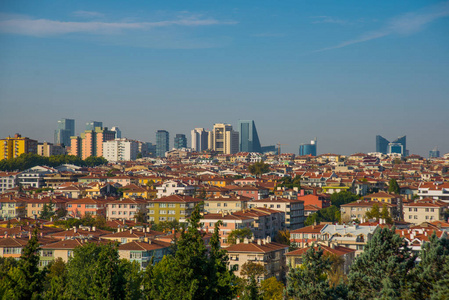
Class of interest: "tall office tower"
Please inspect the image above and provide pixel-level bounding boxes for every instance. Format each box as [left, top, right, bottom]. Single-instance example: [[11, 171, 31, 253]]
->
[[191, 128, 209, 152], [156, 130, 169, 157], [299, 138, 317, 156], [103, 139, 138, 162], [429, 147, 440, 158], [111, 126, 121, 139], [54, 118, 75, 147], [85, 121, 103, 131], [238, 120, 262, 153], [209, 123, 239, 154], [0, 134, 38, 160], [376, 135, 389, 154], [391, 136, 406, 155], [174, 134, 187, 149], [69, 127, 115, 159]]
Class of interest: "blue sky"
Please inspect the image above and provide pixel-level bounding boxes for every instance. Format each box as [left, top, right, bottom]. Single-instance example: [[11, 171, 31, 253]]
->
[[1, 0, 448, 156]]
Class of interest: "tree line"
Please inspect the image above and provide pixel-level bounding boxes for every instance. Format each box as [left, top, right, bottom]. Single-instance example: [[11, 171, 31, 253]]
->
[[0, 153, 108, 171]]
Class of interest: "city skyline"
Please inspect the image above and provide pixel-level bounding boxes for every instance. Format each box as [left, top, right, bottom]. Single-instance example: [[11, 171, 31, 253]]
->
[[1, 1, 448, 156]]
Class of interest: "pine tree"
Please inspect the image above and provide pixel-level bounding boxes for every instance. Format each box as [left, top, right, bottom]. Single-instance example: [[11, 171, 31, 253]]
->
[[347, 226, 416, 299], [388, 179, 400, 194]]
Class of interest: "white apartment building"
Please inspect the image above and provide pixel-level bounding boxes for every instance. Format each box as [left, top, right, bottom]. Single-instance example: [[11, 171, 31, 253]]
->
[[103, 139, 138, 162], [0, 172, 20, 193], [191, 128, 209, 152], [418, 182, 449, 203], [249, 197, 305, 230]]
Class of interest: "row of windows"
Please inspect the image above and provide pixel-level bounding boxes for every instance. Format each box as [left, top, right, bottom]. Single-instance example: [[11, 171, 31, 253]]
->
[[148, 217, 176, 222], [408, 215, 435, 220], [408, 207, 435, 212], [148, 210, 176, 215], [147, 203, 180, 208], [111, 211, 135, 215], [111, 204, 137, 209]]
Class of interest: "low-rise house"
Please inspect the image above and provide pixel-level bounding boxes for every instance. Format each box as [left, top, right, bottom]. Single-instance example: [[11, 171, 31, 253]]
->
[[297, 193, 331, 209], [156, 180, 196, 198], [0, 196, 27, 220], [290, 224, 327, 248], [118, 240, 171, 269], [228, 185, 269, 200], [226, 237, 288, 282], [0, 237, 28, 259], [417, 182, 449, 202], [121, 184, 154, 199]]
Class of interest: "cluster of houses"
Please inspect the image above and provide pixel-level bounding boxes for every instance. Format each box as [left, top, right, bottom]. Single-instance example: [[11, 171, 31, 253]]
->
[[1, 151, 448, 281]]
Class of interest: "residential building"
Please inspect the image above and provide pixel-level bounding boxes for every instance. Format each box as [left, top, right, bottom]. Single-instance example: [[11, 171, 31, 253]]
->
[[285, 245, 356, 274], [66, 198, 108, 218], [229, 185, 269, 200], [156, 180, 195, 198], [403, 198, 448, 224], [101, 228, 164, 244], [69, 126, 115, 159], [340, 200, 397, 221], [0, 172, 20, 193], [297, 193, 331, 209], [146, 195, 202, 223], [200, 213, 255, 246], [0, 134, 38, 160], [418, 182, 449, 202], [106, 198, 148, 221], [0, 238, 29, 259], [26, 196, 68, 218], [37, 142, 65, 157], [174, 134, 187, 149], [54, 118, 75, 147], [209, 123, 239, 154], [249, 197, 305, 230], [234, 207, 285, 240], [226, 237, 288, 282], [103, 138, 138, 162], [290, 224, 327, 248], [0, 196, 27, 219], [156, 130, 169, 157], [238, 120, 262, 153], [191, 128, 209, 152], [299, 138, 317, 156], [118, 240, 171, 269], [204, 195, 251, 214], [17, 166, 57, 188]]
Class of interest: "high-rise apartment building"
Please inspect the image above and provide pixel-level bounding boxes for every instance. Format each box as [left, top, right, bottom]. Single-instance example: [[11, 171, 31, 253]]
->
[[103, 139, 138, 162], [156, 130, 169, 157], [376, 135, 407, 155], [54, 118, 75, 147], [0, 134, 38, 160], [85, 121, 103, 131], [174, 134, 187, 149], [111, 126, 122, 139], [238, 120, 262, 153], [191, 128, 209, 152], [209, 123, 239, 154], [37, 142, 65, 157], [299, 138, 317, 156], [69, 126, 115, 159]]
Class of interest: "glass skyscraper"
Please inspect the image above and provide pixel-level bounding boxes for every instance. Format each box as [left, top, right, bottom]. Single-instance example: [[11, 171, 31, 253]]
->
[[86, 121, 103, 131], [299, 138, 317, 156], [174, 134, 187, 149], [376, 135, 389, 154], [156, 130, 169, 157], [54, 118, 75, 147], [376, 135, 407, 155], [238, 120, 262, 153]]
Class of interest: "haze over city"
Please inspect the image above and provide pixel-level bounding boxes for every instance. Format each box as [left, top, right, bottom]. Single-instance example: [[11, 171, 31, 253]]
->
[[1, 0, 448, 156]]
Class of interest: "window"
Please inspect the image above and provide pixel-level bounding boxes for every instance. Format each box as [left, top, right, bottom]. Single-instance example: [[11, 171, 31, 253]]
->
[[149, 217, 154, 221], [77, 204, 81, 208], [277, 205, 281, 208], [168, 204, 176, 208], [168, 210, 176, 215], [414, 215, 418, 219], [149, 210, 154, 214], [148, 203, 155, 208], [224, 203, 227, 207], [425, 208, 429, 212], [159, 217, 166, 221], [112, 211, 116, 215], [168, 217, 175, 221], [112, 204, 116, 208], [217, 203, 221, 207], [123, 205, 127, 208], [130, 252, 142, 259], [159, 210, 166, 214], [408, 208, 412, 212], [160, 203, 167, 208]]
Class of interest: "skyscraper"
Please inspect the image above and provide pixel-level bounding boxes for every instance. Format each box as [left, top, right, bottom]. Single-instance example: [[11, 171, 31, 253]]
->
[[85, 121, 103, 131], [54, 118, 75, 147], [376, 135, 407, 155], [156, 130, 169, 157], [69, 126, 115, 159], [376, 135, 389, 154], [238, 120, 262, 153], [209, 123, 239, 154], [429, 147, 440, 158], [191, 128, 209, 152], [174, 134, 187, 149], [299, 138, 317, 156]]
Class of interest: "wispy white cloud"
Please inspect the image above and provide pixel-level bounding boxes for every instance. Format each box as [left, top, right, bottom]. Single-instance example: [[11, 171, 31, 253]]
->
[[0, 13, 237, 36], [314, 1, 449, 52], [311, 16, 348, 25], [72, 10, 105, 19]]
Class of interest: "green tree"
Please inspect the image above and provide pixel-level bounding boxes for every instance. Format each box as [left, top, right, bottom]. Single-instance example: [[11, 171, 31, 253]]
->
[[286, 246, 345, 300], [64, 242, 127, 299], [227, 227, 253, 245], [42, 257, 67, 300], [304, 205, 341, 226], [248, 162, 270, 177], [347, 226, 416, 299], [240, 262, 267, 279], [242, 276, 262, 300], [143, 203, 238, 299], [84, 156, 108, 167], [388, 178, 400, 194], [330, 191, 359, 208], [39, 199, 55, 220], [134, 209, 147, 223], [274, 230, 290, 245], [365, 203, 380, 220], [136, 152, 143, 159], [380, 204, 393, 224], [260, 277, 284, 300]]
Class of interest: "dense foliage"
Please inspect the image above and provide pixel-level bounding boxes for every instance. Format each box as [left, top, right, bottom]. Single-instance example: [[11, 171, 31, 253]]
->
[[0, 153, 108, 171], [304, 205, 341, 226], [248, 162, 270, 177], [330, 191, 359, 208]]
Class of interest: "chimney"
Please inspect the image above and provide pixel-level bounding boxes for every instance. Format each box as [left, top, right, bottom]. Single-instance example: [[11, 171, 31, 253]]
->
[[243, 237, 249, 244], [257, 239, 262, 245], [130, 229, 133, 234], [92, 226, 96, 231], [74, 227, 77, 233]]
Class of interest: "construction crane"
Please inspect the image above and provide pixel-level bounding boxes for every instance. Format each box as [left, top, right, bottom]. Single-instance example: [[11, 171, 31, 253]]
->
[[276, 143, 288, 156]]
